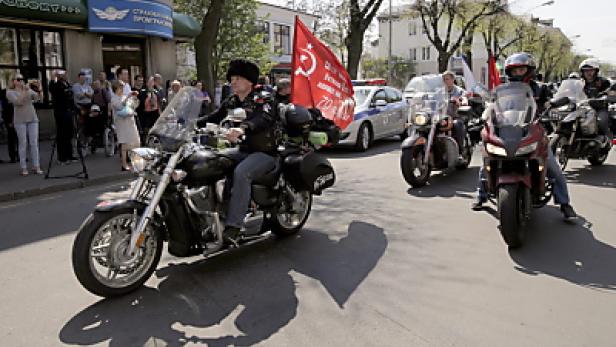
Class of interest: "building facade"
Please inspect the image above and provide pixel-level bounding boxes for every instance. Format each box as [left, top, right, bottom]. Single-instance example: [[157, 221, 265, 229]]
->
[[0, 0, 200, 137], [255, 1, 318, 82]]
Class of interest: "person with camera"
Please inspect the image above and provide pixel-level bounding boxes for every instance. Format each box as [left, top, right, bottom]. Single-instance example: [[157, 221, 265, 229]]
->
[[49, 70, 76, 164], [6, 74, 43, 176], [110, 80, 140, 171]]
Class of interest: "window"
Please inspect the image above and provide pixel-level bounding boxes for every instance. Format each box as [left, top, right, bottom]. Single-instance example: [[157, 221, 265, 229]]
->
[[373, 89, 388, 103], [385, 88, 402, 102], [256, 20, 270, 44], [273, 24, 291, 55], [409, 22, 417, 36], [409, 48, 417, 61], [422, 47, 431, 60], [0, 26, 64, 104]]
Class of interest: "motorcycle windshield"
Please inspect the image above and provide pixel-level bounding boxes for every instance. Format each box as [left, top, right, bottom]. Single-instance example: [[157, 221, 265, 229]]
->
[[493, 82, 536, 127], [407, 75, 448, 116], [554, 79, 587, 103], [149, 87, 204, 151]]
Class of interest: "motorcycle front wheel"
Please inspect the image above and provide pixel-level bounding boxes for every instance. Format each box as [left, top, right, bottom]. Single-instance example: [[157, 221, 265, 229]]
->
[[400, 146, 431, 187], [498, 184, 525, 248], [72, 209, 163, 298]]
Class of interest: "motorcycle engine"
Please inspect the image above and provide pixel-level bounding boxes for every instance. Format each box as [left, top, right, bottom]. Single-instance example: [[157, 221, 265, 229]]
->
[[580, 109, 598, 136]]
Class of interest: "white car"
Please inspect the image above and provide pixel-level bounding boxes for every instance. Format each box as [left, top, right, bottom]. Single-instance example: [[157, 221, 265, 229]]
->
[[338, 85, 410, 151]]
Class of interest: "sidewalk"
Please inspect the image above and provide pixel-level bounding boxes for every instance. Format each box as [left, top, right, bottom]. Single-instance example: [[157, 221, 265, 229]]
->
[[0, 140, 133, 202]]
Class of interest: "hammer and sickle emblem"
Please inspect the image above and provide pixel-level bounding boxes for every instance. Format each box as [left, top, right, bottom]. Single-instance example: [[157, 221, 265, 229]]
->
[[295, 44, 317, 78]]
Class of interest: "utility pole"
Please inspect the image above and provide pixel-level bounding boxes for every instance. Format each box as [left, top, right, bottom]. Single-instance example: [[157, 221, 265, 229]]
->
[[388, 0, 393, 82]]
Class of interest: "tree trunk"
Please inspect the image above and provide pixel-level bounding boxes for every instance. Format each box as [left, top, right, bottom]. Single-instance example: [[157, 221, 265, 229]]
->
[[194, 0, 224, 111], [438, 51, 451, 72], [463, 26, 475, 71], [345, 21, 364, 79]]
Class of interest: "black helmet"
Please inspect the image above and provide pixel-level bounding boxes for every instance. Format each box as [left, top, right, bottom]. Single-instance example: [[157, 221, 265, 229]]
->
[[280, 104, 313, 137], [504, 52, 536, 83]]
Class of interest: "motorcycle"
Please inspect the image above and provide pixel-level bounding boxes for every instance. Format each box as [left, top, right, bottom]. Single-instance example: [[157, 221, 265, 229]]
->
[[481, 82, 568, 248], [548, 79, 615, 170], [400, 75, 478, 187], [71, 87, 337, 298]]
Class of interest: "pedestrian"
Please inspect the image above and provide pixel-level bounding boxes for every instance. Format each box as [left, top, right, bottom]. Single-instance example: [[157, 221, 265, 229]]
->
[[6, 74, 43, 176], [90, 80, 111, 139], [193, 80, 211, 116], [0, 87, 18, 163], [153, 73, 167, 110], [137, 76, 161, 139], [118, 68, 132, 96], [274, 78, 291, 104], [110, 80, 140, 171], [72, 71, 93, 119], [49, 70, 76, 164], [133, 75, 144, 91], [167, 80, 182, 104]]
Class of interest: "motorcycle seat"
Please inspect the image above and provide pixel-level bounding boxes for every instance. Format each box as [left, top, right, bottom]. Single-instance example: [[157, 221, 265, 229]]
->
[[253, 159, 281, 186]]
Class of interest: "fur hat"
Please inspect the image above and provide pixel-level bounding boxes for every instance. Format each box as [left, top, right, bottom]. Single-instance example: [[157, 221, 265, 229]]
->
[[226, 59, 259, 85]]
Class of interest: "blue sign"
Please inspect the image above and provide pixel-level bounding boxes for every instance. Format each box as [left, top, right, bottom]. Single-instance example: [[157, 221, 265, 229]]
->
[[88, 0, 173, 39]]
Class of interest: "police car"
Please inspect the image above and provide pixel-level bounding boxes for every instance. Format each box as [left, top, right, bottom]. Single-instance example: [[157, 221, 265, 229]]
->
[[338, 79, 410, 151]]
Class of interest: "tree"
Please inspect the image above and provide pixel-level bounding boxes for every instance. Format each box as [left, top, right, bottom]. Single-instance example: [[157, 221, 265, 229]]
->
[[313, 1, 351, 66], [362, 55, 416, 88], [175, 0, 273, 108], [410, 0, 504, 72], [478, 12, 529, 61], [345, 0, 385, 79]]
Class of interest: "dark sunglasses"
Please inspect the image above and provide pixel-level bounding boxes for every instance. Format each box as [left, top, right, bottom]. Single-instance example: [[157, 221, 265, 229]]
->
[[15, 78, 24, 81]]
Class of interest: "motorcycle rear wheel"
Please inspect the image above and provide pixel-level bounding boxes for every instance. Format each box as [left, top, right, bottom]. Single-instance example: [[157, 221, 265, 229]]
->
[[271, 189, 312, 236], [72, 209, 163, 298], [401, 147, 431, 187], [498, 184, 525, 248]]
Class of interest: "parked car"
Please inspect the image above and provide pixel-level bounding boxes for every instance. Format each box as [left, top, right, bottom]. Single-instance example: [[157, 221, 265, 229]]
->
[[338, 85, 410, 151]]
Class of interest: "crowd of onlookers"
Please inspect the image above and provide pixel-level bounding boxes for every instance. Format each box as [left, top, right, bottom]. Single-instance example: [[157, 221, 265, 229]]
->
[[0, 68, 218, 175]]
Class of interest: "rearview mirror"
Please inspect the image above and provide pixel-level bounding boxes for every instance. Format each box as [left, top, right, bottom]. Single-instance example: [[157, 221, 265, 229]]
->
[[549, 96, 570, 108], [374, 99, 388, 107]]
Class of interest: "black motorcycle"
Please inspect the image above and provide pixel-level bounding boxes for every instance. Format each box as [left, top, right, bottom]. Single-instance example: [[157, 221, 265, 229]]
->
[[72, 87, 337, 298], [400, 76, 481, 187], [548, 79, 615, 170]]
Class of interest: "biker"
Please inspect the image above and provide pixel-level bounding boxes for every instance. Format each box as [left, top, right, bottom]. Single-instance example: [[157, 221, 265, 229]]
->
[[471, 52, 577, 220], [196, 59, 279, 244], [579, 58, 613, 141], [442, 71, 467, 162]]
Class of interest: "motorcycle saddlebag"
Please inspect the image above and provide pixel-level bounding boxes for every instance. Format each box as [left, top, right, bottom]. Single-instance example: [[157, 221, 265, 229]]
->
[[283, 151, 335, 194]]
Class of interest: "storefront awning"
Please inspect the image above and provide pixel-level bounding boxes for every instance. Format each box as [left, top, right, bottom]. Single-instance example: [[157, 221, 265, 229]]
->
[[0, 0, 201, 38]]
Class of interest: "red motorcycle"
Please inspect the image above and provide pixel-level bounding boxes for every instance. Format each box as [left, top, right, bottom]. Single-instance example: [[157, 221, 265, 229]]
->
[[481, 82, 567, 248]]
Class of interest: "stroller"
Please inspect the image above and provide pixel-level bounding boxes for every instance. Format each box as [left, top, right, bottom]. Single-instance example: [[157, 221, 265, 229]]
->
[[79, 104, 117, 157]]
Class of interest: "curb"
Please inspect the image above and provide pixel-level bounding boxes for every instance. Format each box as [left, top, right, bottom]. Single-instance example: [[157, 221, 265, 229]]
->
[[0, 172, 132, 203]]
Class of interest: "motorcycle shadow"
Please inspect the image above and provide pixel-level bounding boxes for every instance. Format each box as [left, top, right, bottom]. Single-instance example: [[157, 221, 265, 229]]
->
[[59, 221, 387, 347], [406, 166, 480, 199], [509, 206, 616, 291], [321, 138, 401, 159], [564, 163, 616, 189]]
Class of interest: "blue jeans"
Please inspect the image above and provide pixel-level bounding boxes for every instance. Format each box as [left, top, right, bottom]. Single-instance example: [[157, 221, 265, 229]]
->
[[223, 149, 277, 228], [14, 122, 40, 170], [477, 149, 570, 205]]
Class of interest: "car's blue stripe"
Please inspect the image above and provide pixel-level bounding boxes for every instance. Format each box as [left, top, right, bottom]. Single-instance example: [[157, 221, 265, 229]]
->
[[354, 102, 407, 121]]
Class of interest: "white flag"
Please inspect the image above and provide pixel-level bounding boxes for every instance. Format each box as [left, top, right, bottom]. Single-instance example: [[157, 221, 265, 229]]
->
[[452, 56, 477, 91]]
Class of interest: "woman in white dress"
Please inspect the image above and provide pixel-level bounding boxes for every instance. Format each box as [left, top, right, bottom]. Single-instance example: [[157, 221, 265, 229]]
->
[[109, 80, 140, 171]]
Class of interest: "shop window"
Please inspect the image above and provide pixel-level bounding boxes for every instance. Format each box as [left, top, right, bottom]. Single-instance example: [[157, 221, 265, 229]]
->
[[0, 26, 65, 105], [273, 24, 290, 55]]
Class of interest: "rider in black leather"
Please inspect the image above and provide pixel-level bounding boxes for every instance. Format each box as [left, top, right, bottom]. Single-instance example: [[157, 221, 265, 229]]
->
[[196, 59, 279, 244], [579, 58, 612, 141]]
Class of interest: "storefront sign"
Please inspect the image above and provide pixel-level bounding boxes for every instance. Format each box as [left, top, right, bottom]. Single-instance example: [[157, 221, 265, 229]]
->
[[88, 0, 173, 39], [0, 0, 81, 14]]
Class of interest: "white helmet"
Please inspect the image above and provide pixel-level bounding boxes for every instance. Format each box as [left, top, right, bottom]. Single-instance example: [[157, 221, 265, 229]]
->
[[579, 58, 600, 72]]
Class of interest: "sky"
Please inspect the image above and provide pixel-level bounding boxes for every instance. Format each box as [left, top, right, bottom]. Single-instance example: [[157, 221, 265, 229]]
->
[[261, 0, 616, 65]]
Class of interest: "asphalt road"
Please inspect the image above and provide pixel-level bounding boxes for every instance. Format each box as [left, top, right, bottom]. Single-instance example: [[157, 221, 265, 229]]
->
[[1, 138, 616, 346]]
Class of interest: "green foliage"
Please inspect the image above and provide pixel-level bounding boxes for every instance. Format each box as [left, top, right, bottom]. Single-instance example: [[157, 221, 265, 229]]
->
[[362, 55, 415, 89], [175, 0, 275, 81]]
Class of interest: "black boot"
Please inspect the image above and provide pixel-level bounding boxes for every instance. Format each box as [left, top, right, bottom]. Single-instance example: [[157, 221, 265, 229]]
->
[[223, 226, 241, 247], [560, 204, 577, 221], [471, 196, 487, 211]]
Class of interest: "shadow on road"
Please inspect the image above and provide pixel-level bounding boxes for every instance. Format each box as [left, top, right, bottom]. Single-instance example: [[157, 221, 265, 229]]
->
[[59, 221, 387, 346], [405, 166, 479, 199], [509, 206, 616, 291], [321, 137, 401, 159], [565, 163, 616, 189]]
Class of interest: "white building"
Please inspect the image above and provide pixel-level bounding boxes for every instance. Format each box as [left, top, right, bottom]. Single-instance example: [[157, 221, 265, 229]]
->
[[375, 5, 491, 86], [256, 2, 318, 81]]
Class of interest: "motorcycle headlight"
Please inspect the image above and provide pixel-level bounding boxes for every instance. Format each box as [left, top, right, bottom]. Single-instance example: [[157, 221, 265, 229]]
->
[[515, 142, 538, 156], [486, 143, 507, 156], [414, 113, 428, 126], [129, 148, 161, 173]]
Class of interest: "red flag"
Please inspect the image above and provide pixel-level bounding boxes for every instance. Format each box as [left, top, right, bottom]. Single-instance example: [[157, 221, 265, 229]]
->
[[291, 16, 355, 130], [488, 53, 501, 90]]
